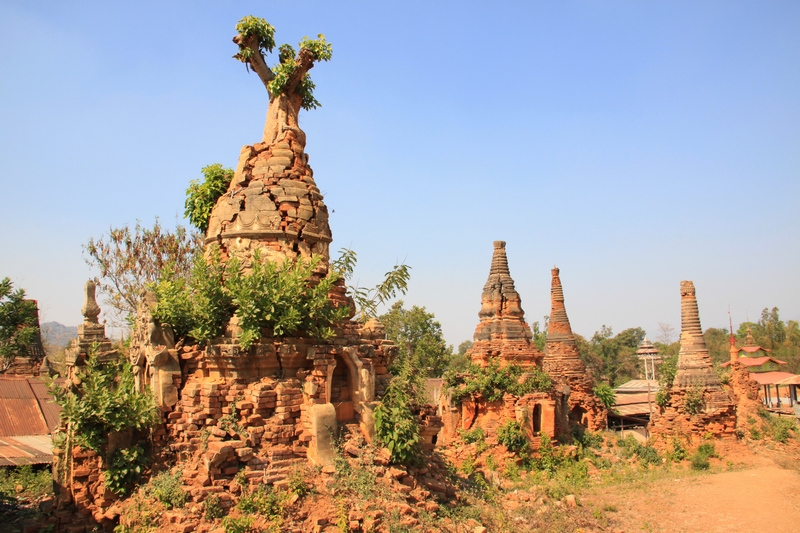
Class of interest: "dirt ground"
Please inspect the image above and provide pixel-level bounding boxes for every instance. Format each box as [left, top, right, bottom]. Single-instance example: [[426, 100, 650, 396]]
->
[[584, 443, 800, 533]]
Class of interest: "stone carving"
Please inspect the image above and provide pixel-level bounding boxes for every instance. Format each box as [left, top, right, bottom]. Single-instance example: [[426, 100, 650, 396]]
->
[[128, 291, 181, 409]]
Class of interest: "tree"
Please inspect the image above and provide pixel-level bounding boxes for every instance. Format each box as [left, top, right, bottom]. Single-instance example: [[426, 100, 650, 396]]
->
[[0, 278, 39, 368], [703, 327, 731, 365], [531, 315, 548, 351], [184, 164, 234, 233], [233, 16, 332, 146], [379, 301, 453, 378], [84, 220, 201, 324], [657, 322, 676, 345], [330, 248, 410, 321], [578, 326, 645, 387]]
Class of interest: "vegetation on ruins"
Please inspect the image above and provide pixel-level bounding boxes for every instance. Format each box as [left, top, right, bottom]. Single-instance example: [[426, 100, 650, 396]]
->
[[683, 386, 704, 415], [154, 249, 350, 348], [655, 352, 678, 408], [85, 220, 200, 323], [379, 300, 453, 376], [592, 383, 616, 409], [232, 15, 332, 144], [0, 277, 39, 367], [374, 356, 423, 465], [184, 163, 234, 233], [331, 248, 411, 321], [50, 351, 158, 495], [443, 359, 553, 404], [497, 420, 530, 453]]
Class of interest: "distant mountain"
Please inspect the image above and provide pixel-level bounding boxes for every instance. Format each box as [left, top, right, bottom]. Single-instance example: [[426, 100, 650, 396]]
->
[[41, 322, 78, 348]]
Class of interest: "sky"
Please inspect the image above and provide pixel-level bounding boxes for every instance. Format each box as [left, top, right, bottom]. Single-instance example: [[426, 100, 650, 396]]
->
[[1, 1, 798, 348]]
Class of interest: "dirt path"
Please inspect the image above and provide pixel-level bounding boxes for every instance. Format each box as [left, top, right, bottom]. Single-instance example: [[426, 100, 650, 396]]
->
[[588, 450, 800, 533]]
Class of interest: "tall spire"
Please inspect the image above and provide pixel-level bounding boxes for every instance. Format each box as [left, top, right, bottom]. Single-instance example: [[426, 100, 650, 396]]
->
[[469, 241, 538, 367], [673, 281, 720, 389], [546, 266, 575, 345]]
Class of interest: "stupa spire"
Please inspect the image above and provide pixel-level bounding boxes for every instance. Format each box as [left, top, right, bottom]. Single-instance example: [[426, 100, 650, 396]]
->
[[673, 281, 720, 388], [546, 266, 575, 345], [468, 241, 537, 367]]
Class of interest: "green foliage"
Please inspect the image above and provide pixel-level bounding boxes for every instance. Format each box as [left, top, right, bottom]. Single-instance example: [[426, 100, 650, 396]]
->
[[147, 469, 188, 510], [0, 465, 52, 500], [497, 420, 529, 453], [531, 317, 548, 351], [50, 351, 158, 454], [459, 426, 485, 445], [235, 16, 276, 57], [577, 326, 645, 387], [444, 359, 552, 404], [154, 249, 348, 348], [379, 300, 452, 377], [757, 408, 797, 443], [227, 253, 348, 348], [0, 278, 39, 366], [204, 494, 224, 520], [237, 484, 286, 518], [332, 248, 411, 321], [184, 164, 234, 233], [571, 427, 603, 449], [153, 247, 232, 342], [655, 352, 678, 409], [374, 358, 422, 465], [666, 438, 687, 462], [85, 219, 200, 322], [616, 434, 661, 466], [592, 383, 616, 409], [104, 445, 148, 496], [689, 442, 717, 470], [683, 387, 704, 415], [222, 515, 255, 533]]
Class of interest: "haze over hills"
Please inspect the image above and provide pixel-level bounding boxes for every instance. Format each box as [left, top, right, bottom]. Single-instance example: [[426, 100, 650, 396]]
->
[[41, 321, 77, 348]]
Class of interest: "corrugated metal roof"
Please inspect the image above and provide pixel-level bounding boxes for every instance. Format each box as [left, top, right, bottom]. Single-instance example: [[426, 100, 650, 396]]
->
[[0, 378, 51, 437], [29, 378, 62, 433], [0, 435, 53, 466], [721, 356, 787, 368], [614, 380, 659, 394]]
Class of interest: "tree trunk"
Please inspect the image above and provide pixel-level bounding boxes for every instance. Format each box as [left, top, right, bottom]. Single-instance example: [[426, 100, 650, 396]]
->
[[263, 92, 306, 147]]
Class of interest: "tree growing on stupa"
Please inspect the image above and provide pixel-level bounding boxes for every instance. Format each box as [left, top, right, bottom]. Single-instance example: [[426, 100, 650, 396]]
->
[[233, 16, 332, 147]]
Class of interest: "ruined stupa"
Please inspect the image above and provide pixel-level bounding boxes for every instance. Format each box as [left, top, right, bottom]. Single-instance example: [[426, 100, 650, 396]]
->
[[650, 281, 736, 442], [468, 241, 540, 367], [542, 267, 607, 431], [58, 21, 407, 527]]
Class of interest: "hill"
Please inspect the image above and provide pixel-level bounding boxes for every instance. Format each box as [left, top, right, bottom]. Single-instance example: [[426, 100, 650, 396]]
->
[[40, 321, 77, 348]]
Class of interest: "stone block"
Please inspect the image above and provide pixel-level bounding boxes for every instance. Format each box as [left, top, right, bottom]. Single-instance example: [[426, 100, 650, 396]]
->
[[306, 403, 337, 468]]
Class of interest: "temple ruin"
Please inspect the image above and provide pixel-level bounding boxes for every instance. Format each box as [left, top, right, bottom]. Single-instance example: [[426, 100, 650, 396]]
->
[[649, 281, 737, 442], [542, 266, 607, 433], [441, 242, 605, 449]]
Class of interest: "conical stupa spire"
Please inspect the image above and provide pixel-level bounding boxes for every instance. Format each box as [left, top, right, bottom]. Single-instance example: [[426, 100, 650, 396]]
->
[[469, 241, 537, 367], [673, 281, 720, 389], [547, 266, 575, 345]]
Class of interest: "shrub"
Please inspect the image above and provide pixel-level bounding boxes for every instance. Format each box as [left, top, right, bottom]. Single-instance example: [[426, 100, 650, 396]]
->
[[204, 494, 224, 520], [444, 360, 551, 404], [222, 515, 254, 533], [666, 438, 687, 462], [374, 358, 422, 465], [497, 420, 529, 453], [592, 384, 616, 410], [0, 465, 52, 500], [683, 387, 704, 415], [148, 469, 187, 510], [184, 163, 234, 233], [104, 445, 149, 496], [689, 442, 717, 470], [459, 427, 485, 445]]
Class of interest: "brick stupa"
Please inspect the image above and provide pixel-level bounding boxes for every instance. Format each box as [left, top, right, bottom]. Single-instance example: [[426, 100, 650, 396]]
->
[[650, 281, 736, 442], [468, 241, 541, 368], [542, 267, 607, 431]]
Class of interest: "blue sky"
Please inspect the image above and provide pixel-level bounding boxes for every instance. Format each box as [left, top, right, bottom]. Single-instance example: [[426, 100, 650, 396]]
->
[[1, 1, 798, 347]]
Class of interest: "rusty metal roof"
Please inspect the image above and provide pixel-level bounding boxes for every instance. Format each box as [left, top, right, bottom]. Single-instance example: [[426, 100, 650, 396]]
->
[[0, 378, 53, 437], [0, 435, 53, 466], [29, 378, 62, 433]]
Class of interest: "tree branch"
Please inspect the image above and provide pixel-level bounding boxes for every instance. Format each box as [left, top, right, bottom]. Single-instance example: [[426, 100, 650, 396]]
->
[[233, 34, 275, 92]]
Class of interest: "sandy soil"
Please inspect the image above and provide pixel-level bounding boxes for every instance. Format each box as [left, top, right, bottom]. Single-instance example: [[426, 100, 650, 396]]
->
[[586, 444, 800, 533]]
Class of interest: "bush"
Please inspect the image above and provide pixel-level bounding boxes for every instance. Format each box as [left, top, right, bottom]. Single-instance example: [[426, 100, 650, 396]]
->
[[222, 515, 254, 533], [459, 427, 485, 445], [104, 445, 149, 496], [683, 387, 704, 415], [666, 438, 687, 462], [147, 469, 187, 510], [689, 442, 717, 470], [497, 420, 529, 453], [0, 465, 52, 500], [204, 494, 224, 520], [592, 384, 616, 410], [444, 360, 552, 404], [374, 358, 422, 465]]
